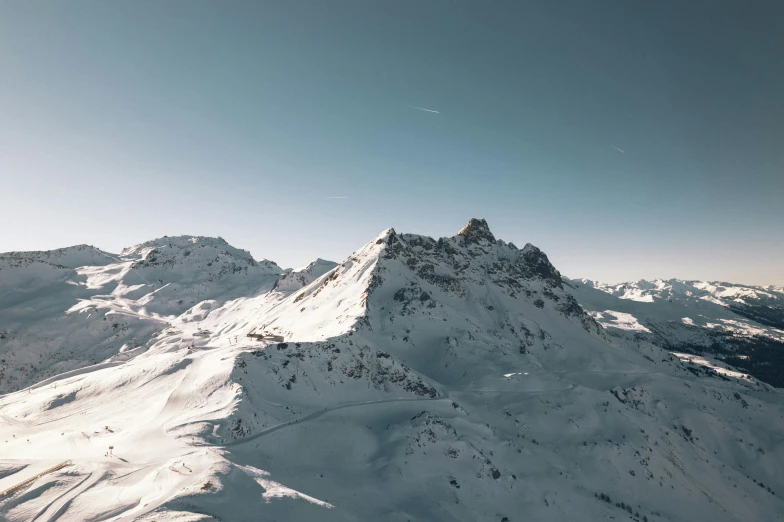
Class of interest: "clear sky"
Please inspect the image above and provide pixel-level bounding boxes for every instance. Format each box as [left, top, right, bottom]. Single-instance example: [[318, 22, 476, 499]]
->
[[1, 1, 782, 285]]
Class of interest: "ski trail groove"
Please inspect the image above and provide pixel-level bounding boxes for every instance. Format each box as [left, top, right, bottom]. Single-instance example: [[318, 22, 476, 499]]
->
[[219, 396, 451, 447], [32, 467, 104, 522]]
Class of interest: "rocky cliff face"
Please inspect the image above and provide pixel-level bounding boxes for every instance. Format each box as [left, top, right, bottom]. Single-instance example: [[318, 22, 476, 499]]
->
[[367, 224, 599, 331]]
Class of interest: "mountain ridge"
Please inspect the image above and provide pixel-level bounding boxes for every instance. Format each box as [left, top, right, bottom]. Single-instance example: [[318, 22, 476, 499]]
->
[[1, 220, 783, 521], [565, 276, 784, 387]]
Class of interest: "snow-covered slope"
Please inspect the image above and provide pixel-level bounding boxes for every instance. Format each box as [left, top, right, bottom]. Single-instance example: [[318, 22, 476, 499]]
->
[[565, 278, 784, 387], [272, 258, 338, 294], [117, 235, 283, 316], [1, 221, 783, 522], [0, 236, 283, 394]]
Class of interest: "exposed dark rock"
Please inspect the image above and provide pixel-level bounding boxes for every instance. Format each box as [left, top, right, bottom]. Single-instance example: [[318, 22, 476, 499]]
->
[[456, 218, 497, 244]]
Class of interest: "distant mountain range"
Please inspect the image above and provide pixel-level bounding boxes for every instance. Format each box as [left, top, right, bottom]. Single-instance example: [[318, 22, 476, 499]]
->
[[1, 219, 782, 521], [564, 278, 784, 387]]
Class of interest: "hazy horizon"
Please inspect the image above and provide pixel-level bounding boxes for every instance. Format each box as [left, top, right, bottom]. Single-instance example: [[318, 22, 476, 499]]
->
[[2, 1, 782, 285]]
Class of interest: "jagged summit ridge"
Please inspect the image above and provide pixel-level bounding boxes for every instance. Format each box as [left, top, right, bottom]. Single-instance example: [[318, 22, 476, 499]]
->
[[456, 217, 496, 244], [249, 218, 601, 344]]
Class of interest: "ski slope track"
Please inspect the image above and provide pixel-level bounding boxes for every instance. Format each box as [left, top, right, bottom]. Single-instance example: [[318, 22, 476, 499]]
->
[[1, 220, 783, 521]]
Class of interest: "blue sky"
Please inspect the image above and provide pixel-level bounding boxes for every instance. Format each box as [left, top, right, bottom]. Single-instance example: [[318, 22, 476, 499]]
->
[[1, 1, 782, 284]]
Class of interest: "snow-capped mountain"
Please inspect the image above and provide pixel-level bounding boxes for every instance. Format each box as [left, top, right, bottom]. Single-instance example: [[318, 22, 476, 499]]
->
[[0, 236, 283, 394], [572, 278, 784, 328], [565, 278, 784, 387], [1, 244, 117, 270], [1, 220, 783, 521], [271, 258, 338, 293]]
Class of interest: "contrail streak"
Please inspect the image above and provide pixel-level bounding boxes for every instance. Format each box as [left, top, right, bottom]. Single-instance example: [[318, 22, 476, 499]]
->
[[612, 145, 625, 153], [412, 106, 439, 114]]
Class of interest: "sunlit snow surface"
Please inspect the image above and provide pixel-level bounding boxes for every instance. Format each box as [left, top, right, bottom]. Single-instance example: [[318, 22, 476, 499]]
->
[[589, 310, 651, 332], [670, 352, 751, 381], [238, 465, 334, 507], [1, 227, 784, 521]]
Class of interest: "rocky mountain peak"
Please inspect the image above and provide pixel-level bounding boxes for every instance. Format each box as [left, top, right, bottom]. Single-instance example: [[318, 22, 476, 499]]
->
[[375, 227, 398, 244], [456, 218, 496, 244]]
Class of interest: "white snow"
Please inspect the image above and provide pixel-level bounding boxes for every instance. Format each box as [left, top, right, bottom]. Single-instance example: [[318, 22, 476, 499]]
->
[[670, 352, 751, 381], [589, 310, 651, 332], [1, 222, 783, 521], [566, 277, 784, 344], [238, 465, 334, 507], [579, 277, 784, 311]]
